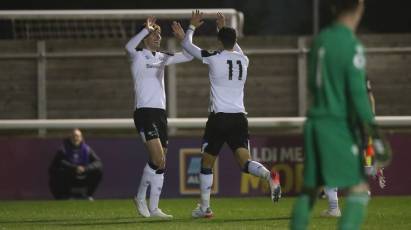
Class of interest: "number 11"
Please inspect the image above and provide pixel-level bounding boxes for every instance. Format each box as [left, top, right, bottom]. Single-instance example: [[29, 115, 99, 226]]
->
[[227, 60, 243, 80]]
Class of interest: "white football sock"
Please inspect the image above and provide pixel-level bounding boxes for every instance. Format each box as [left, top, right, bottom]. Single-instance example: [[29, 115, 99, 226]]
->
[[324, 187, 339, 210], [136, 164, 155, 200], [149, 172, 164, 212], [200, 173, 213, 210], [247, 161, 271, 181]]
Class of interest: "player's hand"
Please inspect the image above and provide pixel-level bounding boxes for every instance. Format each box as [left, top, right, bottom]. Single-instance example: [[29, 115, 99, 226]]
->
[[369, 125, 392, 167], [376, 168, 386, 189], [372, 137, 392, 167], [145, 16, 157, 32], [216, 12, 225, 30], [190, 10, 204, 28], [171, 21, 185, 41]]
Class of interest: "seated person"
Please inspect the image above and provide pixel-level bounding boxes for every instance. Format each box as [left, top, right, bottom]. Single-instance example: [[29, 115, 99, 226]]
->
[[49, 128, 103, 200]]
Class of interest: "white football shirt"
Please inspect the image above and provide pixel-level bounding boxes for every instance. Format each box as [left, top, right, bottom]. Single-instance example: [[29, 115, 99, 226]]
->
[[182, 28, 249, 113], [125, 28, 193, 110], [201, 50, 249, 113]]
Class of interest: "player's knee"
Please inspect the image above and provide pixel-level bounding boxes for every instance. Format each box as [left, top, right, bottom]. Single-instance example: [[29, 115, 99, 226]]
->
[[201, 153, 216, 168], [242, 160, 251, 173], [148, 160, 165, 174], [234, 148, 251, 166], [239, 158, 250, 169], [151, 155, 165, 170], [201, 159, 214, 168]]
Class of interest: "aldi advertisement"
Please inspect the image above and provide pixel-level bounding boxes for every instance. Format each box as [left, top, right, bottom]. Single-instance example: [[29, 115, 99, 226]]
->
[[0, 134, 410, 199]]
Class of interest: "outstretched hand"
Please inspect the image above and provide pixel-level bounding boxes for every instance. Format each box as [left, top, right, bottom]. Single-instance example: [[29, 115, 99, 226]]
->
[[146, 16, 157, 32], [216, 12, 225, 30], [171, 21, 185, 41], [190, 10, 204, 28]]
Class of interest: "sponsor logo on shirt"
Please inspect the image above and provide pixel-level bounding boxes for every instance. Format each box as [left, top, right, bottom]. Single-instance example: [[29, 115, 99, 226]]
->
[[147, 130, 157, 138], [146, 64, 162, 69]]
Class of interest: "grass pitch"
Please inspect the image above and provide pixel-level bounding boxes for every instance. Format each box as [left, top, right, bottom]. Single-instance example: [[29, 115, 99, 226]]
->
[[0, 196, 410, 230]]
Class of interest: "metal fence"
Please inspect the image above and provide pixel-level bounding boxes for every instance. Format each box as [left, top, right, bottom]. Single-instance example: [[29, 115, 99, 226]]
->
[[1, 39, 411, 119]]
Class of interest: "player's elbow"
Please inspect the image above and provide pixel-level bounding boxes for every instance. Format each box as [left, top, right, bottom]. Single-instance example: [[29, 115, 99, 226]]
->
[[124, 45, 134, 54], [185, 54, 194, 61], [180, 39, 188, 49], [181, 43, 194, 55]]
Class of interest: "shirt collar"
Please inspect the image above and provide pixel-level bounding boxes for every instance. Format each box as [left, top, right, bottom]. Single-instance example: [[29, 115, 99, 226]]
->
[[143, 48, 156, 57]]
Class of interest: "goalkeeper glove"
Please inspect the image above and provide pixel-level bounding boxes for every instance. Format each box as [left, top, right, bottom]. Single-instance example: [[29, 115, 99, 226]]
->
[[369, 125, 392, 167]]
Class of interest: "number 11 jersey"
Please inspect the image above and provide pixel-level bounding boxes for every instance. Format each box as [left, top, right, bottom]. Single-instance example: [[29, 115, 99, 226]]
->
[[201, 49, 249, 114]]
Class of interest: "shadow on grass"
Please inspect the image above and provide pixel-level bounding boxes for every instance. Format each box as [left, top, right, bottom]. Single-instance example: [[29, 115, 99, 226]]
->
[[0, 216, 291, 227], [196, 216, 291, 224], [58, 216, 290, 227]]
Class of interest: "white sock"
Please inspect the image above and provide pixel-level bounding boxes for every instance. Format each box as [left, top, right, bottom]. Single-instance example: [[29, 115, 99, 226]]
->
[[247, 161, 270, 181], [149, 172, 164, 212], [324, 187, 339, 210], [200, 173, 213, 210], [136, 164, 155, 200]]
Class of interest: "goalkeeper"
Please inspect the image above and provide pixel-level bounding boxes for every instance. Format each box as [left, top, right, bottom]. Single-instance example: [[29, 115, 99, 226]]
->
[[321, 76, 386, 218], [290, 0, 391, 229]]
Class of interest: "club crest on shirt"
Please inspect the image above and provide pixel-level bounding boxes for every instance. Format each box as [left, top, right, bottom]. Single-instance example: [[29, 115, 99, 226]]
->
[[351, 145, 359, 156], [353, 45, 366, 70]]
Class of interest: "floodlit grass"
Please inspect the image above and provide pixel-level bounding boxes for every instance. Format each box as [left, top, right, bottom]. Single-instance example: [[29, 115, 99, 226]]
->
[[0, 196, 410, 229]]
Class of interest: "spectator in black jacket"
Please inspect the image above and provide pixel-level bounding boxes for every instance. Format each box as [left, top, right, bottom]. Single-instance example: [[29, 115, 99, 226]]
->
[[49, 128, 103, 200]]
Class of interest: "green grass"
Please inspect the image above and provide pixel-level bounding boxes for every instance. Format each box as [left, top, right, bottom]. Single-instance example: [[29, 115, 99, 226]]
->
[[0, 196, 410, 230]]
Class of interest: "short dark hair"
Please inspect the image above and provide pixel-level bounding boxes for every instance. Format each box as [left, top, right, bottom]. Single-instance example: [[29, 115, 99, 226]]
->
[[331, 0, 361, 17], [217, 27, 236, 49]]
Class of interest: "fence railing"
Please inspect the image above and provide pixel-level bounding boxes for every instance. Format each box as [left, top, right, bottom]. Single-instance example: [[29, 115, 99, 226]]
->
[[1, 116, 410, 130]]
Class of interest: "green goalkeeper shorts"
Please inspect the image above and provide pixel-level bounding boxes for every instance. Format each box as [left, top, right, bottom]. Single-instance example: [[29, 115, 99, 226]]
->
[[303, 118, 366, 188]]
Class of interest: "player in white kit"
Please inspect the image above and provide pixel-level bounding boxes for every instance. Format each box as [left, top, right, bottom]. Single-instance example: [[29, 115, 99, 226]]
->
[[125, 16, 193, 218], [172, 11, 282, 218]]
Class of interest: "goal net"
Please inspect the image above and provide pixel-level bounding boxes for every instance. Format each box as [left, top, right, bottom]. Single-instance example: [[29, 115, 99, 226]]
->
[[0, 9, 244, 40]]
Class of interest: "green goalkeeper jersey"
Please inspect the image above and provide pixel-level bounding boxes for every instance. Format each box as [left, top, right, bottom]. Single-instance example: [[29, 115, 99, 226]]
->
[[307, 23, 374, 125]]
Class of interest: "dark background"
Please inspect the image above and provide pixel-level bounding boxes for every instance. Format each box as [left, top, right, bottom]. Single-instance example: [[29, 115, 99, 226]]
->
[[0, 0, 410, 35]]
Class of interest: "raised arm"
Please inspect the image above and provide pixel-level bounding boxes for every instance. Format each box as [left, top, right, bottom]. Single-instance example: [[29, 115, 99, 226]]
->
[[216, 12, 244, 54], [164, 49, 194, 65], [125, 16, 156, 57], [181, 26, 203, 60], [172, 11, 205, 60], [162, 21, 194, 65]]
